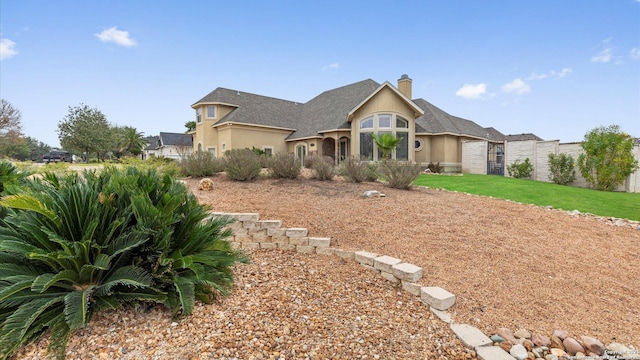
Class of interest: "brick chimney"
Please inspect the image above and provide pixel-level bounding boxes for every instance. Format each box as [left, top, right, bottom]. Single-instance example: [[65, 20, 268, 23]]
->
[[397, 74, 412, 99]]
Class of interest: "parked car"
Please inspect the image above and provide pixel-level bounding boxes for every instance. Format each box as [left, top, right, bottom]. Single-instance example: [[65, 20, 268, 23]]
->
[[42, 150, 73, 163]]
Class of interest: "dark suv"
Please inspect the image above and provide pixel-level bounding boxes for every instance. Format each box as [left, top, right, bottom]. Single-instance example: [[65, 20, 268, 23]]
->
[[43, 150, 73, 163]]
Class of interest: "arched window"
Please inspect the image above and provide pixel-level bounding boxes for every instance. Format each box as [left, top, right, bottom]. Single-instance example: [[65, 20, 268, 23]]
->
[[197, 143, 202, 155], [358, 114, 410, 161]]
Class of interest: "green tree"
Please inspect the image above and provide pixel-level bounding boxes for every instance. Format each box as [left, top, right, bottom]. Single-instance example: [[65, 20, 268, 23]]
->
[[57, 104, 112, 162], [185, 121, 196, 132], [370, 133, 402, 161], [119, 126, 146, 156], [25, 137, 51, 161], [0, 99, 26, 160], [577, 125, 639, 191]]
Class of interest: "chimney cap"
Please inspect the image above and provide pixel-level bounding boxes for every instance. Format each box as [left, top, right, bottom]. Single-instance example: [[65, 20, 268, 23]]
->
[[399, 74, 410, 80]]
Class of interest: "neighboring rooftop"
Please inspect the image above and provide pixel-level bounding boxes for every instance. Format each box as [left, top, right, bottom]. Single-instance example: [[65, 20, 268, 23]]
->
[[505, 133, 544, 141]]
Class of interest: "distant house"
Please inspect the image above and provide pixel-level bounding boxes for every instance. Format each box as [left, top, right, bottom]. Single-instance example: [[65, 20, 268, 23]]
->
[[142, 136, 159, 160], [191, 75, 504, 171], [155, 132, 193, 160]]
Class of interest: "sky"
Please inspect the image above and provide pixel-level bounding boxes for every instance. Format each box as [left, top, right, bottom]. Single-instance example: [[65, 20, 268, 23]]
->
[[1, 0, 639, 148]]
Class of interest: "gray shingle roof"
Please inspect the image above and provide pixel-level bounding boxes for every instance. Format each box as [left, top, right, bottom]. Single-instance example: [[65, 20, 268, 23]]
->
[[413, 99, 493, 140], [505, 133, 544, 141], [159, 132, 193, 147], [194, 88, 302, 130], [144, 136, 159, 150], [484, 127, 507, 142]]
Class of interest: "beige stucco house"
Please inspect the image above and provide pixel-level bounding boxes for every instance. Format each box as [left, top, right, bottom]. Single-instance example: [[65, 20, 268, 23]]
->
[[191, 75, 504, 171]]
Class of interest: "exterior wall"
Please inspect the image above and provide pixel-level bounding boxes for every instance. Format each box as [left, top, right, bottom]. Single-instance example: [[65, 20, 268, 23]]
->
[[504, 140, 537, 178], [158, 145, 191, 160], [414, 136, 432, 164], [429, 135, 460, 171], [628, 145, 640, 192], [350, 86, 417, 162], [227, 125, 290, 154], [193, 104, 236, 155], [461, 140, 487, 174], [533, 141, 558, 183]]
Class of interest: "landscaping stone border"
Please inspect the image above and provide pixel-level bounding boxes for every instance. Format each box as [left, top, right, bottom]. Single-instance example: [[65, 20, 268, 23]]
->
[[208, 211, 514, 359]]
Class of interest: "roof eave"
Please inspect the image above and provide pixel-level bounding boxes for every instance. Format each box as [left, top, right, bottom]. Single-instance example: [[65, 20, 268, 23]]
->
[[211, 121, 296, 132], [346, 82, 425, 121]]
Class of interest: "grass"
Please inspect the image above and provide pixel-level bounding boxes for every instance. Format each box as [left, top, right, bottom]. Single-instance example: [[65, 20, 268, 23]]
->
[[414, 173, 640, 221]]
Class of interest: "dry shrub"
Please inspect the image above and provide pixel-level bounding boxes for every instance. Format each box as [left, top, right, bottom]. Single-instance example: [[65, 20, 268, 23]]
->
[[268, 153, 301, 179], [379, 160, 421, 189]]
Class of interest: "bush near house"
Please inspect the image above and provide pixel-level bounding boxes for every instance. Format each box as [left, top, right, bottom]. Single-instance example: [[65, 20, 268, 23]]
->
[[224, 149, 262, 181], [548, 153, 576, 185], [267, 153, 301, 179], [179, 151, 224, 177], [427, 162, 442, 174], [379, 160, 422, 190], [0, 167, 247, 359], [507, 158, 534, 179], [340, 157, 379, 183], [308, 155, 336, 181]]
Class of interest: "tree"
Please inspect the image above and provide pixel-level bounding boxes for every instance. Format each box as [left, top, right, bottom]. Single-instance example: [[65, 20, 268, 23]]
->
[[0, 99, 26, 159], [185, 120, 196, 132], [370, 133, 402, 161], [57, 104, 112, 162], [25, 137, 51, 161], [577, 125, 639, 191], [119, 126, 146, 156]]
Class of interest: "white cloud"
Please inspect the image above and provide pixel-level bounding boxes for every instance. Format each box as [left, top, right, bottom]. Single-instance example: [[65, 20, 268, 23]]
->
[[591, 48, 613, 63], [631, 48, 640, 60], [527, 72, 548, 80], [455, 83, 489, 99], [321, 62, 340, 71], [501, 78, 531, 94], [0, 38, 18, 60], [552, 68, 573, 78], [95, 27, 137, 47]]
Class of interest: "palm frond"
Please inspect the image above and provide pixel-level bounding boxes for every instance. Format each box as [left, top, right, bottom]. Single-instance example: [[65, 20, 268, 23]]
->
[[63, 285, 94, 329], [0, 194, 59, 225]]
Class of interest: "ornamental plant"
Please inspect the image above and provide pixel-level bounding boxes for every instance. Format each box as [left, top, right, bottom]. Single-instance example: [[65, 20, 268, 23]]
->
[[378, 160, 422, 189], [506, 158, 534, 179], [267, 152, 301, 179], [547, 153, 576, 185], [0, 166, 246, 359], [223, 148, 262, 181]]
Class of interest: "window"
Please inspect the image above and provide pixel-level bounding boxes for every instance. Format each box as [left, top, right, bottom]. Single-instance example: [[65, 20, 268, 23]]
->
[[208, 147, 216, 157], [262, 147, 273, 156], [206, 105, 216, 118], [196, 108, 202, 123], [222, 143, 226, 152], [414, 138, 423, 151], [358, 114, 410, 161]]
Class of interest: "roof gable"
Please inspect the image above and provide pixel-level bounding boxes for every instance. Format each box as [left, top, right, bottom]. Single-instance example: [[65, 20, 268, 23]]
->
[[159, 132, 193, 147], [347, 82, 424, 121]]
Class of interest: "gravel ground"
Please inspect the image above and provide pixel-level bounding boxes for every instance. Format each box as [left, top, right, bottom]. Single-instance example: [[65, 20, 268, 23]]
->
[[12, 172, 639, 359]]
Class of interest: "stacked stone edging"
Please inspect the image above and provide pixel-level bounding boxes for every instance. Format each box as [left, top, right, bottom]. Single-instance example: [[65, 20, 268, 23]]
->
[[208, 211, 638, 360]]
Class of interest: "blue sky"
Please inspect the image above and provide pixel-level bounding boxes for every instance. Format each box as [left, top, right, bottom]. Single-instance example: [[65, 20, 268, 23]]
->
[[1, 0, 639, 148]]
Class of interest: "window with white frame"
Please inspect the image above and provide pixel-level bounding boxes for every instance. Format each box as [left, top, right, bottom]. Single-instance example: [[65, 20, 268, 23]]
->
[[196, 108, 202, 123], [359, 114, 410, 161], [262, 146, 274, 157], [206, 105, 216, 119], [207, 147, 217, 157]]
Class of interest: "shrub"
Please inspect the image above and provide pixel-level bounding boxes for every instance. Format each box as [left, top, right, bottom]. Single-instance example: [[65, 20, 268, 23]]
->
[[179, 151, 224, 177], [267, 152, 301, 179], [340, 157, 378, 183], [379, 160, 422, 189], [121, 156, 181, 178], [507, 158, 534, 179], [223, 149, 262, 181], [548, 153, 576, 185], [427, 162, 442, 173], [0, 161, 26, 193], [309, 155, 336, 181], [0, 167, 247, 359]]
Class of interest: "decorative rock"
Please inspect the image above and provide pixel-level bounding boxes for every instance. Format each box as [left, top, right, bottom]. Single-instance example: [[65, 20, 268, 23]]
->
[[510, 344, 528, 360], [523, 339, 534, 352], [354, 251, 378, 266], [532, 333, 551, 347], [420, 286, 456, 310], [550, 335, 565, 350], [497, 328, 518, 343], [401, 281, 422, 296], [491, 334, 505, 343], [552, 330, 568, 340], [476, 346, 516, 360], [362, 190, 385, 198], [514, 328, 531, 340], [499, 340, 513, 353], [562, 337, 585, 356], [308, 237, 331, 247], [550, 348, 566, 357], [391, 262, 423, 282], [449, 324, 492, 349], [198, 178, 214, 191], [429, 307, 452, 323], [373, 255, 402, 273], [545, 355, 558, 360], [580, 336, 604, 356], [606, 343, 639, 359]]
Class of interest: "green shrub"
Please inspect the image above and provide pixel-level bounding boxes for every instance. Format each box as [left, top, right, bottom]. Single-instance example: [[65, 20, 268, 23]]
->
[[427, 162, 442, 173], [309, 155, 336, 181], [267, 153, 301, 179], [121, 156, 181, 178], [339, 157, 378, 183], [379, 160, 422, 189], [507, 158, 534, 179], [223, 149, 262, 181], [179, 152, 224, 177], [548, 153, 576, 185], [0, 167, 247, 359], [0, 162, 26, 194]]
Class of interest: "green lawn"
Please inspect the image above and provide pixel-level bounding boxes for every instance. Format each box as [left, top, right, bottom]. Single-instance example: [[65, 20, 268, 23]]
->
[[413, 174, 640, 221]]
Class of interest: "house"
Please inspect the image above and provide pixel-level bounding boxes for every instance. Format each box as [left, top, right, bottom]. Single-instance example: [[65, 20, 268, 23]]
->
[[155, 132, 193, 160], [141, 136, 159, 160], [191, 75, 504, 171]]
